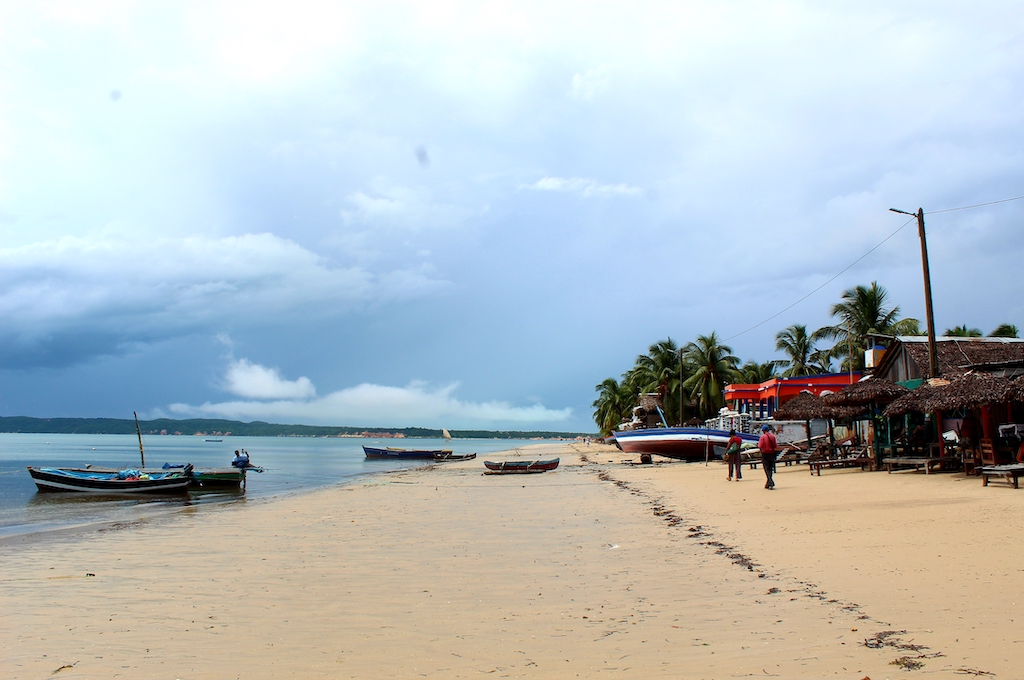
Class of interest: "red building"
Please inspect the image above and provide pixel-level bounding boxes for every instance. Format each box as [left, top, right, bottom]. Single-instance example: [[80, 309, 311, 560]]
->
[[725, 373, 861, 418]]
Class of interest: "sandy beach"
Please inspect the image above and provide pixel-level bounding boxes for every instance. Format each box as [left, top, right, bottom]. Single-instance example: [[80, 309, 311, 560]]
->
[[3, 442, 1021, 678]]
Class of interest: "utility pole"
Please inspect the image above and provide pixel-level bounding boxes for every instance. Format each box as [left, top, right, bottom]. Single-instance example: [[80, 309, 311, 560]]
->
[[679, 347, 684, 427], [890, 207, 940, 378]]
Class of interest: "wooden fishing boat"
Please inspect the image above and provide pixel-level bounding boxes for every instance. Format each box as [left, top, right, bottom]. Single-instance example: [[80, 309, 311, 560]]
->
[[483, 458, 559, 474], [27, 465, 193, 493], [433, 452, 477, 462], [363, 446, 451, 460], [612, 427, 759, 461]]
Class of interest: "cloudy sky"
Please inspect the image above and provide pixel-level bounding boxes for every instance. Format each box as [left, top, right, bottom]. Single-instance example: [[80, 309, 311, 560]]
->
[[1, 1, 1022, 431]]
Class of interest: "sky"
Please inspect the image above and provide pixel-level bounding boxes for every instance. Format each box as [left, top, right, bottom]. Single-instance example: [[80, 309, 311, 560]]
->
[[1, 1, 1023, 431]]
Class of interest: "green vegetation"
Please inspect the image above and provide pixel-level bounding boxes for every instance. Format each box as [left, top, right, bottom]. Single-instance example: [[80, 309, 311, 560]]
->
[[0, 417, 591, 439], [593, 280, 1019, 435]]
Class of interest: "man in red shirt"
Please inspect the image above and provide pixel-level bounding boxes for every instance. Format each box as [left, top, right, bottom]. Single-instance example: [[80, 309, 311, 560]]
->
[[758, 424, 778, 490]]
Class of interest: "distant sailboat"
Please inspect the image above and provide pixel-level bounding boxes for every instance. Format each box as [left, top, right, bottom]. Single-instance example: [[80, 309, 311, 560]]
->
[[442, 428, 453, 441]]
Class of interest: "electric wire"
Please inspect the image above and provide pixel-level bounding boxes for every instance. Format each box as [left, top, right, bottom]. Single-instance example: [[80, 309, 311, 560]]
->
[[723, 192, 1024, 343], [723, 217, 915, 341]]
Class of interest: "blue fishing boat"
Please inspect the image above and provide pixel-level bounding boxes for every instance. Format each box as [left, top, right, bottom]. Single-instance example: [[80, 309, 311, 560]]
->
[[27, 465, 193, 493], [363, 446, 451, 460]]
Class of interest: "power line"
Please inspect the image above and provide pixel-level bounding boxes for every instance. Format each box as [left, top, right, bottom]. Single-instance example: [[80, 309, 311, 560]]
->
[[724, 217, 915, 341], [723, 192, 1024, 343], [929, 194, 1024, 214]]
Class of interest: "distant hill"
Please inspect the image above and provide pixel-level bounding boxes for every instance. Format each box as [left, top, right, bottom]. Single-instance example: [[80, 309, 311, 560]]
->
[[0, 416, 593, 439]]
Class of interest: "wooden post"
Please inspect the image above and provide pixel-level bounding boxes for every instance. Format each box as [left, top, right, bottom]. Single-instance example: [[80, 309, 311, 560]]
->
[[916, 208, 940, 378], [134, 411, 145, 469]]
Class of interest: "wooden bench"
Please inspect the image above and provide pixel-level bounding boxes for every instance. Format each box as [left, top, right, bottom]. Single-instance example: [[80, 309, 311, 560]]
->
[[979, 464, 1024, 489], [883, 456, 960, 474], [742, 448, 804, 470], [809, 454, 874, 475]]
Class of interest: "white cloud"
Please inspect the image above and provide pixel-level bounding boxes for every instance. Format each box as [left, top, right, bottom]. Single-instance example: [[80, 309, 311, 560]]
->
[[223, 359, 316, 400], [529, 177, 643, 198], [569, 67, 609, 101], [339, 182, 474, 230], [170, 380, 572, 428]]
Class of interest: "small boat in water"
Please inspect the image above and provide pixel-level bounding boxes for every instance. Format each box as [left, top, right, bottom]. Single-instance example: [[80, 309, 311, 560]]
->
[[433, 452, 477, 462], [363, 446, 451, 460], [27, 465, 193, 493], [483, 458, 560, 474]]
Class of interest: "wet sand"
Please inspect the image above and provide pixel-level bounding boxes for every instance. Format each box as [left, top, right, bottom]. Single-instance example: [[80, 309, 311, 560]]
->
[[3, 443, 1019, 678]]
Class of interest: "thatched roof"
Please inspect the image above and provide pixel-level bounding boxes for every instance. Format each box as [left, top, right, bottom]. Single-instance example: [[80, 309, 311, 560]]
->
[[822, 377, 909, 407], [895, 337, 1024, 379], [883, 385, 940, 417], [773, 391, 831, 420], [883, 372, 1022, 416]]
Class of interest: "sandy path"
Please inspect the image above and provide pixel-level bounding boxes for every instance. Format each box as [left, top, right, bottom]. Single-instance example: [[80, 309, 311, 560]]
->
[[3, 443, 1017, 678]]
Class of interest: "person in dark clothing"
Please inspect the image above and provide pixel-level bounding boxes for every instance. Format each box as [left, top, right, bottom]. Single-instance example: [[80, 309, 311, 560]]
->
[[758, 424, 778, 490], [725, 429, 743, 481]]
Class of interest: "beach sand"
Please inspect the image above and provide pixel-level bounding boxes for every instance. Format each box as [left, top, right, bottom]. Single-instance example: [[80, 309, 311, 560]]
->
[[3, 443, 1021, 678]]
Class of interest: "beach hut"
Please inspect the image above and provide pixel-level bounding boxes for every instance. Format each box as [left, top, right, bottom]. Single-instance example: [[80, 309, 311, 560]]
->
[[772, 391, 831, 453], [822, 378, 909, 465]]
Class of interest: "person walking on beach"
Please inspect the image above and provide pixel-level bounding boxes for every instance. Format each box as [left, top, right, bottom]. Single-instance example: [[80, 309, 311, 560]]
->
[[725, 429, 743, 481], [758, 424, 778, 490]]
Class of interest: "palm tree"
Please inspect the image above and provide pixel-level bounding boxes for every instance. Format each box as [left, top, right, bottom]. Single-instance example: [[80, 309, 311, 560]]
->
[[775, 324, 818, 377], [944, 324, 982, 337], [808, 345, 833, 374], [739, 360, 779, 384], [815, 282, 920, 371], [624, 338, 688, 424], [989, 323, 1019, 338], [592, 378, 634, 436], [682, 332, 740, 420]]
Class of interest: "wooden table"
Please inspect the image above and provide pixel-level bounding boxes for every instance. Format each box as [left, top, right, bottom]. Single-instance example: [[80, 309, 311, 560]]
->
[[882, 456, 960, 474]]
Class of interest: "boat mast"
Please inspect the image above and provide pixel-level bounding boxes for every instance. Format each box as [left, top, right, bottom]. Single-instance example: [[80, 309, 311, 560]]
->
[[134, 411, 146, 468]]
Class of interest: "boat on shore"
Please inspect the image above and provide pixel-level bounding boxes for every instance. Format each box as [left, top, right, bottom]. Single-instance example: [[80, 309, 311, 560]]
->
[[612, 427, 759, 461], [27, 465, 193, 493], [483, 458, 559, 474], [433, 452, 476, 462], [363, 446, 452, 460]]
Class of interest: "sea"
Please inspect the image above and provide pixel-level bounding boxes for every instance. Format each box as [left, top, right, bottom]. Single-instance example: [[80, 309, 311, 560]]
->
[[0, 433, 549, 539]]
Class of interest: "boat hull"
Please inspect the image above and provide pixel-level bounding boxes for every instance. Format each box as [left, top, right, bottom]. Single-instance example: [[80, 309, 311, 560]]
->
[[483, 458, 560, 474], [433, 452, 477, 462], [612, 428, 759, 461], [363, 446, 451, 460], [27, 466, 192, 494]]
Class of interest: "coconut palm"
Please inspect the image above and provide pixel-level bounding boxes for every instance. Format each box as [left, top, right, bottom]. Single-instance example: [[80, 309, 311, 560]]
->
[[944, 324, 982, 337], [592, 377, 635, 436], [808, 346, 834, 374], [775, 324, 819, 377], [739, 359, 780, 384], [815, 282, 920, 371], [624, 338, 688, 424], [682, 332, 741, 420], [989, 323, 1019, 338]]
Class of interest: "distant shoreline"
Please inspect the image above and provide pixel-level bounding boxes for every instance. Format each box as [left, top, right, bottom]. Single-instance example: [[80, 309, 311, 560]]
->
[[0, 416, 593, 439]]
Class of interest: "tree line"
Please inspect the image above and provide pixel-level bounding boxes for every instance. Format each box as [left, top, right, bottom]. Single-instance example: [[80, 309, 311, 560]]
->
[[593, 282, 1019, 436]]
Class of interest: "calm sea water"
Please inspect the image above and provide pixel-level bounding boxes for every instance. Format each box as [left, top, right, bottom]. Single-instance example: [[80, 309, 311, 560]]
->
[[0, 433, 547, 538]]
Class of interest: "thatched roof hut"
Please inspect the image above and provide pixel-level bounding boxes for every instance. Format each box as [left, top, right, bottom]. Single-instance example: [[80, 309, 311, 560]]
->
[[872, 336, 1024, 382], [883, 372, 1019, 416], [883, 385, 939, 417], [822, 377, 909, 408], [773, 391, 831, 421]]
